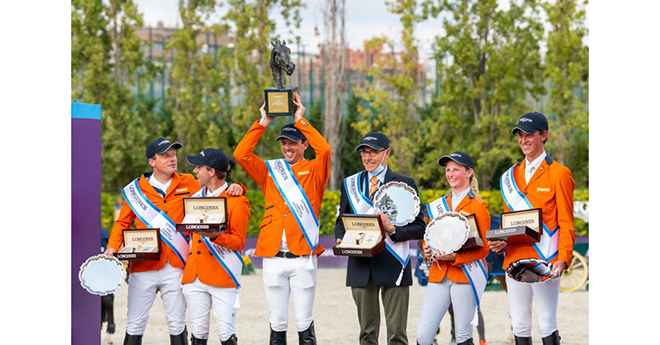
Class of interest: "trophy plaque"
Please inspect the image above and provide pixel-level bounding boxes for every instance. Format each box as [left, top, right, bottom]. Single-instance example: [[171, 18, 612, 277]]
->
[[333, 214, 387, 257], [116, 228, 162, 261], [265, 39, 299, 116], [79, 254, 127, 296], [507, 258, 552, 283], [486, 208, 543, 246], [177, 197, 228, 234], [457, 214, 484, 253], [424, 212, 470, 255], [372, 181, 421, 226]]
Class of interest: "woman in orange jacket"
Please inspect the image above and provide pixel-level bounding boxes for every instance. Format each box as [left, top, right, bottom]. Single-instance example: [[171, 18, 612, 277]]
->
[[416, 152, 491, 345]]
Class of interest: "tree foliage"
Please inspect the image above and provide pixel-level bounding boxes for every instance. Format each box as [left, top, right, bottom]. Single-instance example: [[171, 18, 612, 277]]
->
[[72, 0, 159, 192]]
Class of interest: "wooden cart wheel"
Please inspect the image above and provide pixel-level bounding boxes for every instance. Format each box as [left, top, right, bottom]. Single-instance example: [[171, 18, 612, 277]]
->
[[560, 252, 588, 292]]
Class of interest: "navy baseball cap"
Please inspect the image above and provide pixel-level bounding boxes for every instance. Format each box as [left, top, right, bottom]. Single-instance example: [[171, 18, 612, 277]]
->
[[275, 123, 307, 142], [186, 148, 230, 172], [511, 112, 549, 135], [355, 132, 389, 151], [438, 151, 475, 170], [146, 137, 182, 160]]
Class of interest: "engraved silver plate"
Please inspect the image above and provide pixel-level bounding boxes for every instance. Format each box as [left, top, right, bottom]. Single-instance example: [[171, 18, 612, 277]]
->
[[424, 212, 470, 254], [372, 181, 420, 226], [507, 258, 552, 283], [78, 254, 127, 296]]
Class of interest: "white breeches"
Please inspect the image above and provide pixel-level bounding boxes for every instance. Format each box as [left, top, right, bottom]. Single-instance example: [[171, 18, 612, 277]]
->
[[505, 275, 560, 338], [182, 278, 239, 341], [126, 262, 186, 335], [416, 276, 476, 345], [262, 255, 317, 332]]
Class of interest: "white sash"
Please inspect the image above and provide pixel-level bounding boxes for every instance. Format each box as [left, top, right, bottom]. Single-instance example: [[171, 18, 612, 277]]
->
[[192, 185, 243, 288], [426, 195, 450, 220], [266, 159, 319, 252], [344, 172, 410, 286], [501, 165, 559, 261], [427, 195, 488, 310], [121, 178, 189, 264]]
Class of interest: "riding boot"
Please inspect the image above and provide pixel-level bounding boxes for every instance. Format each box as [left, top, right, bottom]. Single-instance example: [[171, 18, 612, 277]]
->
[[222, 334, 238, 345], [514, 336, 532, 345], [541, 331, 561, 345], [270, 327, 287, 345], [456, 339, 474, 345], [123, 332, 143, 345], [190, 335, 207, 345], [170, 327, 189, 345], [298, 321, 316, 345]]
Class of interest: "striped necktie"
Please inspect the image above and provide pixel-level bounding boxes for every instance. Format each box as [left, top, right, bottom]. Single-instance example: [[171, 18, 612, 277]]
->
[[369, 177, 379, 200]]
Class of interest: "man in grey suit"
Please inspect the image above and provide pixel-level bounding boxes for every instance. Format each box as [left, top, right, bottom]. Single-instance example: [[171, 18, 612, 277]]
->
[[334, 132, 426, 345]]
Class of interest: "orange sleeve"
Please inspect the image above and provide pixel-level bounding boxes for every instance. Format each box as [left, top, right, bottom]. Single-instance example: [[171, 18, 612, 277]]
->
[[212, 195, 251, 252], [294, 117, 331, 188], [453, 200, 491, 266], [107, 201, 135, 252], [555, 168, 575, 265], [233, 121, 269, 187]]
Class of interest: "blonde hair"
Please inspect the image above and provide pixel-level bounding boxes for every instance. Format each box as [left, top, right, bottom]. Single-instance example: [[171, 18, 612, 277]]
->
[[467, 169, 483, 204]]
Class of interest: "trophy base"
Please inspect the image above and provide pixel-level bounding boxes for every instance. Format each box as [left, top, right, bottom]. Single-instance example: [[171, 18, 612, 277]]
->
[[176, 223, 227, 234], [486, 226, 541, 246], [264, 87, 299, 116], [333, 240, 386, 257], [116, 252, 160, 261]]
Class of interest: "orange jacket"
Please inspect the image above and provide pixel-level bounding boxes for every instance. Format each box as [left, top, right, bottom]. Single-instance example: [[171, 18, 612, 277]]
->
[[108, 172, 202, 273], [234, 118, 331, 257], [181, 189, 251, 288], [427, 191, 491, 284], [501, 156, 575, 269]]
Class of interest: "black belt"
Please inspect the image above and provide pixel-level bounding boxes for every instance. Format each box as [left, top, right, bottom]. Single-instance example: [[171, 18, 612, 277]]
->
[[275, 251, 300, 259]]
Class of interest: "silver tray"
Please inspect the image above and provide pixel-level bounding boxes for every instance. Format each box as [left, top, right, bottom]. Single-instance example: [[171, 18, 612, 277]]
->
[[507, 258, 552, 283], [372, 181, 420, 226], [424, 212, 470, 255], [78, 254, 127, 296]]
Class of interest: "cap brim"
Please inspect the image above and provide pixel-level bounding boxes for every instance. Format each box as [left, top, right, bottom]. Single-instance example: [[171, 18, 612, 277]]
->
[[186, 154, 205, 166], [437, 156, 452, 166], [275, 134, 303, 142], [511, 126, 536, 135], [355, 143, 386, 151], [152, 142, 182, 157], [438, 156, 474, 169]]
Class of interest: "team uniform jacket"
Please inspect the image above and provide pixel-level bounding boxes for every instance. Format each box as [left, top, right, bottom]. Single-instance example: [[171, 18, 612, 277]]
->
[[426, 191, 491, 284], [334, 169, 427, 287], [181, 189, 251, 288], [233, 118, 331, 257], [108, 172, 201, 273], [501, 156, 575, 269]]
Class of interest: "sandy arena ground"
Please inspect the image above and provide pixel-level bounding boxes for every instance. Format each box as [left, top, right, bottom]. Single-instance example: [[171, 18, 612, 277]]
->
[[101, 268, 588, 345]]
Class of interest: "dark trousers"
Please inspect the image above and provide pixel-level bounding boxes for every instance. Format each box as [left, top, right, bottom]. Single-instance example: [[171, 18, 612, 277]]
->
[[351, 276, 409, 345]]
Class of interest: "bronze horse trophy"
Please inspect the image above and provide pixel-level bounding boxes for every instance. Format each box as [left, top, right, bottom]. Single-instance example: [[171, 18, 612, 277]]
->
[[264, 39, 299, 116]]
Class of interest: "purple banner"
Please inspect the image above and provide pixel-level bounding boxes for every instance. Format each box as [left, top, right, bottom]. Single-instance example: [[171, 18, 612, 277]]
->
[[71, 103, 102, 345]]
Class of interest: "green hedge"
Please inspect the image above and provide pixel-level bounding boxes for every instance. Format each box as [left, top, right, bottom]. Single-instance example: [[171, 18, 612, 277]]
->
[[102, 188, 589, 237]]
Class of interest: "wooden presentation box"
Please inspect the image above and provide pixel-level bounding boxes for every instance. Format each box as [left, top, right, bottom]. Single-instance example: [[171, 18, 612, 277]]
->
[[333, 214, 387, 257], [457, 214, 484, 253], [116, 228, 161, 261], [176, 197, 228, 234], [486, 208, 543, 246]]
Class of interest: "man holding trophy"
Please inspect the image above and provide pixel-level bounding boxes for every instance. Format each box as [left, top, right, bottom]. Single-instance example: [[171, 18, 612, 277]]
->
[[334, 132, 426, 345], [488, 112, 575, 345], [234, 93, 331, 345]]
